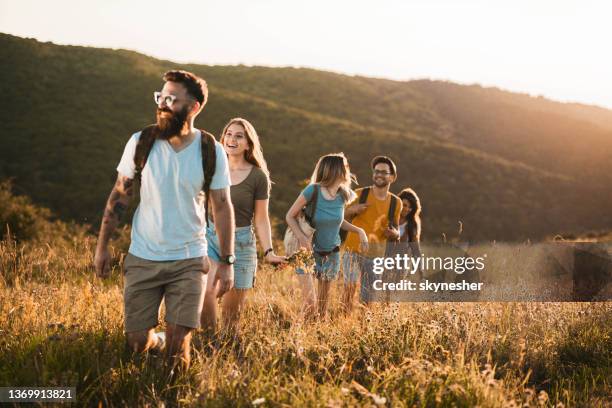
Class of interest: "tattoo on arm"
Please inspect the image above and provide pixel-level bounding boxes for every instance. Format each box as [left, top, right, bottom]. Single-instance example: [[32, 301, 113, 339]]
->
[[97, 176, 133, 246], [109, 189, 121, 203], [112, 201, 127, 219], [123, 179, 134, 196]]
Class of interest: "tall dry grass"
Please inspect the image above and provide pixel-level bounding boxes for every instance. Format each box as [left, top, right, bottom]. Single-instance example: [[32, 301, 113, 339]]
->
[[0, 231, 610, 407]]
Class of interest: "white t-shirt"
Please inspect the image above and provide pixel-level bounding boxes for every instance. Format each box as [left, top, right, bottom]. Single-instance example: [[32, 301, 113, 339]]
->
[[399, 221, 407, 239], [116, 129, 230, 261]]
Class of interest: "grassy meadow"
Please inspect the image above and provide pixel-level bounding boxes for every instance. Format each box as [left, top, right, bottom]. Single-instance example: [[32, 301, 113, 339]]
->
[[0, 227, 610, 407], [1, 32, 612, 408]]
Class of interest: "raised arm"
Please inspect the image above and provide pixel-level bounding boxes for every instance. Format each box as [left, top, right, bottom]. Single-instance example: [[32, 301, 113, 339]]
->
[[345, 198, 369, 219], [94, 174, 135, 277], [209, 187, 235, 297]]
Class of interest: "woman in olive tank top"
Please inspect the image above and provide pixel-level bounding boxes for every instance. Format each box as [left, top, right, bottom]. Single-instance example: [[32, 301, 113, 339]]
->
[[201, 118, 285, 332]]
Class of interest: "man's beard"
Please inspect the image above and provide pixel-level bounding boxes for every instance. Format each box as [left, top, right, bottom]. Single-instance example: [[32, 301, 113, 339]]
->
[[373, 178, 390, 188], [156, 106, 189, 140]]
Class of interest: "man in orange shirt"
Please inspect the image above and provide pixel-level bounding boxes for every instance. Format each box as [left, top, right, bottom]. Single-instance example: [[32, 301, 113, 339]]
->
[[342, 156, 402, 311]]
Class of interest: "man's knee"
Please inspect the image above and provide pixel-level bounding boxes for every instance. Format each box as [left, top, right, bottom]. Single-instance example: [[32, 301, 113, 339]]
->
[[126, 329, 153, 352]]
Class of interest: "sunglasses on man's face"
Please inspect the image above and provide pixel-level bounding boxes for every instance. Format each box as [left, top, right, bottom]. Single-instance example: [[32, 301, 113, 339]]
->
[[373, 170, 392, 176], [153, 91, 194, 107]]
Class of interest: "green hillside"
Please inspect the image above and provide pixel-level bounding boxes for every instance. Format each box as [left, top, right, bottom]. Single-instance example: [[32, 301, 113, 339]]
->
[[409, 80, 612, 184], [1, 33, 611, 241]]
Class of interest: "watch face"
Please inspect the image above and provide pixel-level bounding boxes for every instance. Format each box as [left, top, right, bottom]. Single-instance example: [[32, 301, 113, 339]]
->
[[227, 255, 236, 264]]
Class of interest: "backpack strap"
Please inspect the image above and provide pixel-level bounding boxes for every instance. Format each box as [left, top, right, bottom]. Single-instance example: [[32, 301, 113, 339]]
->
[[359, 186, 370, 204], [304, 184, 319, 228], [306, 184, 322, 248], [133, 124, 157, 183], [387, 195, 399, 241], [198, 129, 217, 227], [383, 194, 401, 257]]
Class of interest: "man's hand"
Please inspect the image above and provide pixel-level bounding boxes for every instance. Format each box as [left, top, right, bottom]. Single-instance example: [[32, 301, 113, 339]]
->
[[384, 226, 400, 240], [348, 203, 369, 217], [94, 246, 111, 278], [214, 263, 234, 297]]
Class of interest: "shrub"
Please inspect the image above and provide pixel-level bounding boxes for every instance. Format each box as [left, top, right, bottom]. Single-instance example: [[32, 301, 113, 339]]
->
[[0, 180, 52, 241]]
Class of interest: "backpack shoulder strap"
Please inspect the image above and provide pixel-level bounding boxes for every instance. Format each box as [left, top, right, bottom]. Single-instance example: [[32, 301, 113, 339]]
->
[[388, 194, 399, 228], [359, 186, 370, 204], [133, 124, 157, 183], [198, 129, 217, 227], [305, 184, 319, 222], [384, 194, 401, 249], [198, 129, 217, 192]]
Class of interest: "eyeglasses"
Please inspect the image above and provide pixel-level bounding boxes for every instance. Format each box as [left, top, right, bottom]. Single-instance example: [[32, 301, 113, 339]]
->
[[153, 91, 194, 107], [373, 170, 392, 176]]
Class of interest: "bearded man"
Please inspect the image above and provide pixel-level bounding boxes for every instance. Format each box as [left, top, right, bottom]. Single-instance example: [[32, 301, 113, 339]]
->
[[94, 70, 235, 369]]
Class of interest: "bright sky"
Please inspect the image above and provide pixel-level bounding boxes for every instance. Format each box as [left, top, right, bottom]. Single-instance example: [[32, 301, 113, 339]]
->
[[1, 0, 611, 109]]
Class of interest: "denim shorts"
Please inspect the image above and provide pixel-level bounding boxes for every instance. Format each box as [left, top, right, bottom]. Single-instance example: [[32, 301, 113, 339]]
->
[[206, 223, 257, 289], [296, 250, 341, 281], [342, 251, 376, 302]]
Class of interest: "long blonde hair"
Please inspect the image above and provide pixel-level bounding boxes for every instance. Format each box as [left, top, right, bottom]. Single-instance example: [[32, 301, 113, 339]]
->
[[310, 153, 357, 202], [220, 118, 271, 188]]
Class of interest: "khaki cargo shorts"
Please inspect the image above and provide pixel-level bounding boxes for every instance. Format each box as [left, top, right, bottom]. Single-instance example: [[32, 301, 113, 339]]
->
[[123, 253, 209, 333]]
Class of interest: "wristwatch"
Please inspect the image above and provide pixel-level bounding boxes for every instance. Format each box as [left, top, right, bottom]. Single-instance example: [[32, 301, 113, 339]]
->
[[221, 254, 236, 265]]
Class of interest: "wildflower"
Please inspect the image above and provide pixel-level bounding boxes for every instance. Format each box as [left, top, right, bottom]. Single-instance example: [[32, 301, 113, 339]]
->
[[371, 394, 386, 406], [230, 369, 240, 380], [537, 390, 548, 405], [252, 397, 265, 406]]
